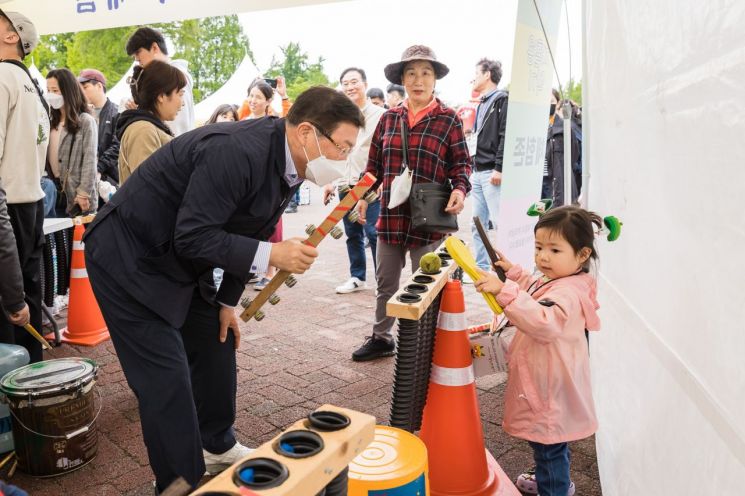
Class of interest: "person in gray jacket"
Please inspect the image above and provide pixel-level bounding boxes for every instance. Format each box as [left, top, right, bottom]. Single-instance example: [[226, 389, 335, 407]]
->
[[45, 68, 97, 216], [0, 179, 29, 328]]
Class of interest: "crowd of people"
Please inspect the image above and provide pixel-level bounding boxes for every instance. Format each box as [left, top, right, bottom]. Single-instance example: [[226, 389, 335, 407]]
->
[[0, 7, 592, 496]]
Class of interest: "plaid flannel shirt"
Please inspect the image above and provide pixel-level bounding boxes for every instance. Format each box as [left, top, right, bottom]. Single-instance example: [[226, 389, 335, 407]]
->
[[365, 99, 472, 248]]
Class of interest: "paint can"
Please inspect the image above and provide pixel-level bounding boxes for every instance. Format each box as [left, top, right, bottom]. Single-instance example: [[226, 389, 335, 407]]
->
[[0, 357, 99, 476]]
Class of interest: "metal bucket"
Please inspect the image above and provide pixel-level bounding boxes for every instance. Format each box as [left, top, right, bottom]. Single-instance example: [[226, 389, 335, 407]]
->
[[0, 357, 99, 477]]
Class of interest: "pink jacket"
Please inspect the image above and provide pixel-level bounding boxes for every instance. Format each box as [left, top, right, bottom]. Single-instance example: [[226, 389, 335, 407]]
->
[[495, 265, 600, 445]]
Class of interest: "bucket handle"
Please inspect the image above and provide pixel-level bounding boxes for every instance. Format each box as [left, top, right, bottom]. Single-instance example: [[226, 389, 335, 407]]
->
[[7, 387, 102, 440]]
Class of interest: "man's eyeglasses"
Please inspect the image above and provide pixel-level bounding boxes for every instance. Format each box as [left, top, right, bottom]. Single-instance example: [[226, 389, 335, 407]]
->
[[311, 123, 351, 157]]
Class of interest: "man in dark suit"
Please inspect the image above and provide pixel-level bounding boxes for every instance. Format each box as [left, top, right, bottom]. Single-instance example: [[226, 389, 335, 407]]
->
[[83, 86, 364, 492]]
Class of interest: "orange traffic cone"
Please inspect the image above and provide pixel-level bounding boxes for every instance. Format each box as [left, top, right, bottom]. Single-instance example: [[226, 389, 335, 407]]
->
[[60, 224, 109, 346], [419, 280, 519, 496]]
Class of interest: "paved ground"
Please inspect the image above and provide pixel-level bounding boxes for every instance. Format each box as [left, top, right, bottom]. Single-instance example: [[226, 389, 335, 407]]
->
[[11, 186, 602, 495]]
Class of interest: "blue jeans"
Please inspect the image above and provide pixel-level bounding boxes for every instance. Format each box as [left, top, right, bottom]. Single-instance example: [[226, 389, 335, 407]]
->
[[529, 441, 571, 496], [40, 177, 57, 218], [470, 170, 502, 269], [340, 190, 379, 281]]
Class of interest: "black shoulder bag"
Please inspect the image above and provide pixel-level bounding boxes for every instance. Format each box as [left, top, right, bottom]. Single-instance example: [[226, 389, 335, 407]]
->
[[404, 122, 459, 233]]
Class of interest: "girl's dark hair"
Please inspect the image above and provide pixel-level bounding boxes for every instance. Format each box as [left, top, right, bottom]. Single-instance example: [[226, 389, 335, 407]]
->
[[206, 104, 239, 124], [46, 68, 90, 135], [129, 60, 187, 116], [534, 205, 602, 271]]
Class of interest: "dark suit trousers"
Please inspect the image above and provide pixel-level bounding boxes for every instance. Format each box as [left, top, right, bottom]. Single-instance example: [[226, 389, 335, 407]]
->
[[0, 200, 44, 363], [86, 257, 237, 491]]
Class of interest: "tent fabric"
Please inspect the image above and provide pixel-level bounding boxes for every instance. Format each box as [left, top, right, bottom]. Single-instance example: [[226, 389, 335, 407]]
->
[[0, 0, 348, 36], [106, 63, 136, 109], [193, 55, 259, 123], [585, 0, 745, 494]]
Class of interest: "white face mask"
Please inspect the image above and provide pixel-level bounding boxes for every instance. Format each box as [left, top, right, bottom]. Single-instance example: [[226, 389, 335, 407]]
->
[[302, 128, 346, 186], [45, 93, 64, 110]]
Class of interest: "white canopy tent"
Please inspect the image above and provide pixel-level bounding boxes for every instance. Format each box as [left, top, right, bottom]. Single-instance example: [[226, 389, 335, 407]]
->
[[105, 62, 135, 108], [584, 0, 744, 494], [0, 0, 347, 35], [193, 55, 259, 123], [28, 62, 44, 87]]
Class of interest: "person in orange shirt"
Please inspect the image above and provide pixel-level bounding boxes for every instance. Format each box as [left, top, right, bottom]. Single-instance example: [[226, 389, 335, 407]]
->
[[237, 76, 291, 120]]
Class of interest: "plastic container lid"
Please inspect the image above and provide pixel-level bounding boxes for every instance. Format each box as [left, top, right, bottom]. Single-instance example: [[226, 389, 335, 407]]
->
[[0, 358, 97, 398]]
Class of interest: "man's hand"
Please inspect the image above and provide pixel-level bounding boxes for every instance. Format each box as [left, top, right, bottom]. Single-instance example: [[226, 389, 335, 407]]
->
[[355, 199, 368, 225], [218, 306, 240, 350], [269, 238, 318, 274], [8, 304, 30, 327], [444, 190, 465, 214], [490, 171, 502, 186], [124, 99, 137, 110], [323, 184, 335, 205]]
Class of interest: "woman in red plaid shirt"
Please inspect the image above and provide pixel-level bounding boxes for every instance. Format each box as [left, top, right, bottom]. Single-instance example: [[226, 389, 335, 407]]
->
[[351, 45, 472, 361]]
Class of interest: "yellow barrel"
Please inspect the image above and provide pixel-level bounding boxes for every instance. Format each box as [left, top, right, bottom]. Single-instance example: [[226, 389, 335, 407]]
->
[[348, 426, 429, 495]]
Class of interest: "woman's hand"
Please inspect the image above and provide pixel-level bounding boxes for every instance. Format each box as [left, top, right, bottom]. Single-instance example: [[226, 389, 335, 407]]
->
[[75, 195, 90, 213], [444, 189, 465, 214], [276, 76, 288, 99], [474, 269, 504, 295]]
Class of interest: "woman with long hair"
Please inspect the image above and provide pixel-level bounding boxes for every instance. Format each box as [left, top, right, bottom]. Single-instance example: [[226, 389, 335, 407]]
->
[[116, 60, 187, 184], [46, 68, 98, 216]]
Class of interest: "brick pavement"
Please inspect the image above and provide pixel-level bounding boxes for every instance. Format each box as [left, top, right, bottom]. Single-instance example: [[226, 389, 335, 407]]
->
[[11, 186, 602, 495]]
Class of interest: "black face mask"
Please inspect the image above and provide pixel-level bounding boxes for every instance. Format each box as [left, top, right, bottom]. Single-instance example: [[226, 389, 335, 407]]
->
[[549, 103, 556, 116]]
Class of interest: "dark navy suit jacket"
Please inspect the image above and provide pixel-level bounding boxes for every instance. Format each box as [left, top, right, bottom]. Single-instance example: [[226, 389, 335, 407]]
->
[[84, 117, 298, 328]]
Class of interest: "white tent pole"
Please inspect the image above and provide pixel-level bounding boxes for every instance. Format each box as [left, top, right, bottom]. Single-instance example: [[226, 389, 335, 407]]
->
[[562, 101, 572, 205]]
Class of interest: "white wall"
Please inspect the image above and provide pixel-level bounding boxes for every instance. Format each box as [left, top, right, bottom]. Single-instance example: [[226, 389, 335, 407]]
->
[[585, 0, 745, 494]]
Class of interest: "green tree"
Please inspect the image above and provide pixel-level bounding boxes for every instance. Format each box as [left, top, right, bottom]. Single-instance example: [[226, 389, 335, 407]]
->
[[266, 42, 332, 100], [66, 27, 137, 86], [27, 32, 75, 76], [158, 15, 251, 103], [565, 78, 582, 106]]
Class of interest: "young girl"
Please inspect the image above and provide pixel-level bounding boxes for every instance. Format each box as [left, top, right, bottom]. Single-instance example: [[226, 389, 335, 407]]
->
[[475, 205, 602, 496]]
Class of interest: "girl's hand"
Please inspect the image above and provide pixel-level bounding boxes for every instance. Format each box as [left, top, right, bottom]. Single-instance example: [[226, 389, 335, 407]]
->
[[494, 249, 513, 273], [276, 76, 288, 99], [474, 269, 504, 295], [75, 195, 90, 213]]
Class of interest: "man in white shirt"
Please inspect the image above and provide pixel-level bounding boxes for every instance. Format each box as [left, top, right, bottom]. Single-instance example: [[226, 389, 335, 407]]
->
[[124, 27, 195, 136], [0, 9, 50, 363], [324, 67, 385, 294]]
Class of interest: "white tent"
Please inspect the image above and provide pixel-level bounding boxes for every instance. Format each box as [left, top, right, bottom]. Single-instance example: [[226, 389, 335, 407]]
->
[[193, 55, 259, 123], [105, 63, 136, 109], [0, 0, 348, 35], [28, 63, 44, 88], [585, 1, 744, 494]]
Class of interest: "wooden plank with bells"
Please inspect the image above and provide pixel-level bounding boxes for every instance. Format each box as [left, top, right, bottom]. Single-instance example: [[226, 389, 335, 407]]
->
[[239, 173, 377, 322], [386, 239, 458, 321]]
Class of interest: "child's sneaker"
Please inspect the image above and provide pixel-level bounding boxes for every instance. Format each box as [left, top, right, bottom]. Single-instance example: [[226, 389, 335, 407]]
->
[[516, 468, 575, 496], [516, 468, 538, 494]]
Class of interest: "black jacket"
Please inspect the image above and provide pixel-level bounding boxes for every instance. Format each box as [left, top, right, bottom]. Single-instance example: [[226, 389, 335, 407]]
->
[[545, 115, 582, 205], [97, 99, 120, 185], [83, 117, 299, 328], [473, 91, 509, 172], [0, 180, 24, 314]]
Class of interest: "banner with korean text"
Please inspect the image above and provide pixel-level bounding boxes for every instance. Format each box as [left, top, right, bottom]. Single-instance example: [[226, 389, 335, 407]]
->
[[0, 0, 346, 35], [496, 0, 562, 269]]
